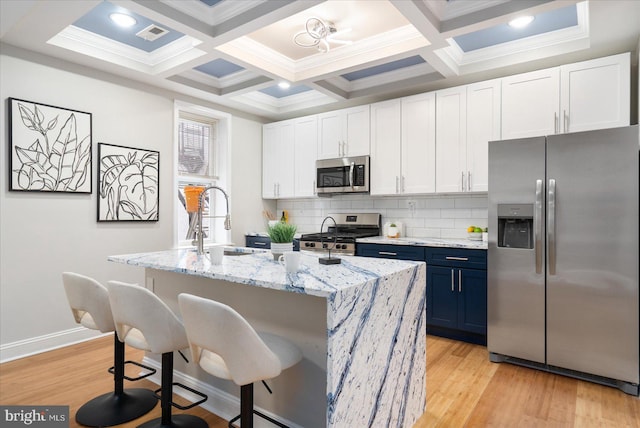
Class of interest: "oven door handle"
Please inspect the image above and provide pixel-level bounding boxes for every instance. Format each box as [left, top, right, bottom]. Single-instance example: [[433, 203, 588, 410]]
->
[[348, 162, 355, 188]]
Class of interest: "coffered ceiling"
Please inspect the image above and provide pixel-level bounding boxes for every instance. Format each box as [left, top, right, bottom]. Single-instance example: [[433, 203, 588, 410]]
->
[[1, 0, 639, 121]]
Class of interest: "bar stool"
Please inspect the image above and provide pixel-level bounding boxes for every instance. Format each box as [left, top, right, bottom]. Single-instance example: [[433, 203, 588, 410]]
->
[[178, 293, 302, 428], [107, 281, 208, 428], [62, 272, 157, 427]]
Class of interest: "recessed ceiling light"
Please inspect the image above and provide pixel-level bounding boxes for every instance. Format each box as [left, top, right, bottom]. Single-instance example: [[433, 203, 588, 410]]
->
[[508, 15, 534, 29], [278, 82, 291, 89], [110, 13, 137, 28]]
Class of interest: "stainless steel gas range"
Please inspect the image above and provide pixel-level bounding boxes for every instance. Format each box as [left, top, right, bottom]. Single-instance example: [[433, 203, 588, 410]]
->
[[299, 213, 381, 256]]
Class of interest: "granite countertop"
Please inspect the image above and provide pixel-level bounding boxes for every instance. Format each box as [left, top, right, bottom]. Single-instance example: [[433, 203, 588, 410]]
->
[[108, 247, 423, 298], [357, 236, 488, 250]]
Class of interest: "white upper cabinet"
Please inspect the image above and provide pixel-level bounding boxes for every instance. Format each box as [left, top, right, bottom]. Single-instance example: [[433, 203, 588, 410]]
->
[[293, 115, 318, 198], [466, 79, 501, 192], [560, 53, 630, 133], [501, 68, 560, 140], [370, 99, 402, 195], [402, 92, 436, 194], [436, 81, 500, 193], [502, 53, 630, 139], [436, 86, 467, 193], [263, 115, 318, 199], [262, 121, 294, 199], [370, 94, 436, 196], [317, 105, 370, 159]]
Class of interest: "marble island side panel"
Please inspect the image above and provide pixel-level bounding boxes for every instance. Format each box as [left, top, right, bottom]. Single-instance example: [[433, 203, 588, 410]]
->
[[109, 249, 426, 427]]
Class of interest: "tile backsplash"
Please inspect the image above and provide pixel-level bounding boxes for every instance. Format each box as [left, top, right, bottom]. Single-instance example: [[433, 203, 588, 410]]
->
[[275, 194, 488, 239]]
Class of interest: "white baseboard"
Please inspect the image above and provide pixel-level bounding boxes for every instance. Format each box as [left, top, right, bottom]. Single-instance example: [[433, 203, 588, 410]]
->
[[0, 327, 106, 363], [141, 356, 304, 428]]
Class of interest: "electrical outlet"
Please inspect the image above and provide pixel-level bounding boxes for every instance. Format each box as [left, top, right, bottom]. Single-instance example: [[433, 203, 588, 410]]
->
[[407, 200, 416, 216]]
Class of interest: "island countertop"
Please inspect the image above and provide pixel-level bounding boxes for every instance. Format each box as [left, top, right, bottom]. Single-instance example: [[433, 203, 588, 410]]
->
[[109, 247, 427, 427], [108, 248, 424, 298]]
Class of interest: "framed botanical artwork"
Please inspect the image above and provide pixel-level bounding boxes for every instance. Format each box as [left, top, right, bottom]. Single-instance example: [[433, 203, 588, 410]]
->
[[8, 97, 92, 193], [97, 143, 160, 222]]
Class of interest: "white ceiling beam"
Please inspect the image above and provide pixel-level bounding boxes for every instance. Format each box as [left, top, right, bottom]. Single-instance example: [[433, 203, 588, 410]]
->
[[309, 80, 348, 100]]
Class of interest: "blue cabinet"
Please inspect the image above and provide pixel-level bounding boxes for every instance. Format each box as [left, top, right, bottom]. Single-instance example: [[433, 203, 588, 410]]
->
[[245, 235, 271, 249], [425, 248, 487, 344], [356, 243, 425, 261], [245, 236, 300, 251], [356, 243, 486, 345]]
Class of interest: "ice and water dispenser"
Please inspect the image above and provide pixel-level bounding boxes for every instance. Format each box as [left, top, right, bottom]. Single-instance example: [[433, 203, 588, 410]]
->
[[497, 204, 534, 249]]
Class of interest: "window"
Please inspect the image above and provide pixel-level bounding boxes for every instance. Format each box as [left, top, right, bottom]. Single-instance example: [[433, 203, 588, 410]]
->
[[178, 114, 216, 177], [175, 104, 230, 248]]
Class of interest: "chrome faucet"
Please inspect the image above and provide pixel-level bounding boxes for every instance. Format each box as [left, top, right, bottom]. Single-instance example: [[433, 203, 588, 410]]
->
[[196, 185, 231, 255]]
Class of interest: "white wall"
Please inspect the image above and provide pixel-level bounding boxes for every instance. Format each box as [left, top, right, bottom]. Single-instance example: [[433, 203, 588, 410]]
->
[[277, 194, 488, 238], [230, 116, 276, 244], [0, 53, 265, 361]]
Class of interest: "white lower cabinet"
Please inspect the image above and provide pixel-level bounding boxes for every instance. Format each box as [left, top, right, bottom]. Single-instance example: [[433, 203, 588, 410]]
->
[[370, 93, 436, 195]]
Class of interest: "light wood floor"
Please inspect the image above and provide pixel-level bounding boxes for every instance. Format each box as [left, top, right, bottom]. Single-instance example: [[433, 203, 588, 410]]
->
[[1, 335, 638, 427]]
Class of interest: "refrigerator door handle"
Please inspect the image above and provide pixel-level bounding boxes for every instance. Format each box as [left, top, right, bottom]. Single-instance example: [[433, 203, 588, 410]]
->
[[548, 178, 557, 275], [535, 179, 543, 274]]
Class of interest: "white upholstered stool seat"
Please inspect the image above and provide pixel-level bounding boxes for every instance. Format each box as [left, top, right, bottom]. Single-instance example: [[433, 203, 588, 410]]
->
[[178, 293, 302, 428], [107, 281, 208, 428], [62, 272, 157, 427], [198, 333, 301, 382]]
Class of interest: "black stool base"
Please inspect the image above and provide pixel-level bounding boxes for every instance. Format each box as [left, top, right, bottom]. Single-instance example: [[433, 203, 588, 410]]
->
[[76, 388, 157, 427], [138, 414, 208, 428]]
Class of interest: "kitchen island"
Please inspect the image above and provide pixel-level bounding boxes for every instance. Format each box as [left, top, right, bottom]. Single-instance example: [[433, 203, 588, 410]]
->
[[109, 248, 426, 428]]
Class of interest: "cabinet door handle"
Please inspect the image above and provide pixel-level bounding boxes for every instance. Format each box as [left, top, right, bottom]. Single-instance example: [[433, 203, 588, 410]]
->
[[467, 171, 471, 192], [445, 256, 468, 261], [254, 242, 267, 246], [564, 110, 568, 133], [461, 171, 465, 192], [378, 251, 397, 256], [313, 180, 316, 195], [395, 176, 399, 194], [458, 270, 462, 292], [554, 112, 558, 134], [451, 269, 455, 292], [402, 176, 406, 193]]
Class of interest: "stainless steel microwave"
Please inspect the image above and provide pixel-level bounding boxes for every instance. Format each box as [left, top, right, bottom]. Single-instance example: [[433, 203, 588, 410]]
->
[[315, 155, 370, 196]]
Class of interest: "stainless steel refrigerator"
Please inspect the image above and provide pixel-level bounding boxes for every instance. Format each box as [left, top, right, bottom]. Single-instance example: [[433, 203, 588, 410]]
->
[[487, 125, 639, 395]]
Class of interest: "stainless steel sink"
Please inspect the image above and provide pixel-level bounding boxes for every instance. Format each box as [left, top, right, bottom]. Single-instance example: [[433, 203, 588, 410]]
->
[[223, 250, 251, 256]]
